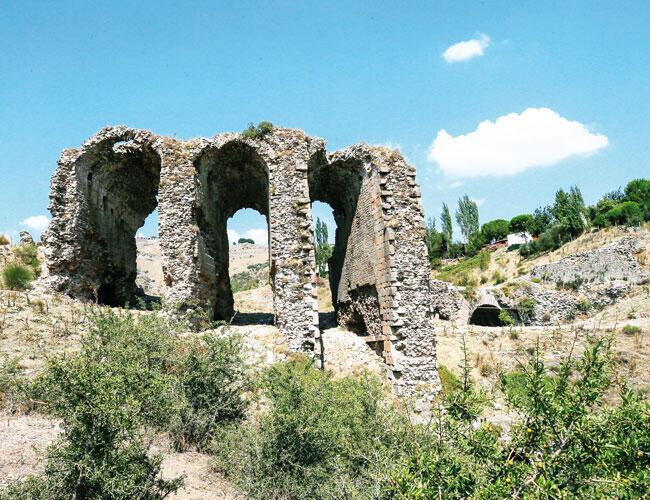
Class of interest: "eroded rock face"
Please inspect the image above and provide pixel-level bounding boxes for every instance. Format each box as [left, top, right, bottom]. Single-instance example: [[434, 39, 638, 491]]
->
[[19, 231, 34, 245], [43, 126, 438, 400]]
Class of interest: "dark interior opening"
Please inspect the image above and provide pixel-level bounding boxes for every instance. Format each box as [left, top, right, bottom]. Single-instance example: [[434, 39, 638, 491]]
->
[[77, 136, 161, 307], [469, 305, 502, 326]]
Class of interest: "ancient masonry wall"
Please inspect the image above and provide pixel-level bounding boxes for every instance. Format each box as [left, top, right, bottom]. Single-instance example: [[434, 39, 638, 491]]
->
[[43, 126, 439, 399]]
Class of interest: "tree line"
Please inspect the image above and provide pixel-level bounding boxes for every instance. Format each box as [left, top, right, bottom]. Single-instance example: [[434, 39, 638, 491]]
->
[[426, 178, 649, 264]]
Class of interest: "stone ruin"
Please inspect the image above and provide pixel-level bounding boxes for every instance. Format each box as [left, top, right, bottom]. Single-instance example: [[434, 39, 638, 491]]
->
[[42, 126, 438, 399]]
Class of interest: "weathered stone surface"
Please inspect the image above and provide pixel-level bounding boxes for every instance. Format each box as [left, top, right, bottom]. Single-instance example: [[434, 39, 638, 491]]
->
[[42, 126, 439, 400], [19, 231, 34, 245], [530, 237, 647, 286]]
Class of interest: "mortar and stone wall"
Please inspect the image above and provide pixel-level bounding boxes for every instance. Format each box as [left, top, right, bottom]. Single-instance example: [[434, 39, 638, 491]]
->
[[43, 126, 438, 400]]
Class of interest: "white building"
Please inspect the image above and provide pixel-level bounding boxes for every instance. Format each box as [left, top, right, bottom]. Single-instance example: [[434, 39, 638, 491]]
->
[[507, 231, 532, 247]]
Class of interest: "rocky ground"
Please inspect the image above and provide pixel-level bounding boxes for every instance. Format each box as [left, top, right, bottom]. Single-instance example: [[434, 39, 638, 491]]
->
[[1, 228, 649, 497]]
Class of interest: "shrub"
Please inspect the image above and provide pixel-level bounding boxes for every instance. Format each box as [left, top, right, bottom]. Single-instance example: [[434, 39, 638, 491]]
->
[[211, 358, 399, 499], [517, 297, 536, 322], [2, 263, 33, 290], [438, 364, 461, 396], [498, 309, 515, 326], [576, 299, 590, 313], [13, 243, 41, 276], [242, 121, 274, 139], [237, 237, 255, 245], [4, 311, 185, 498], [0, 234, 9, 245], [386, 338, 650, 498], [170, 331, 250, 450], [622, 324, 642, 336]]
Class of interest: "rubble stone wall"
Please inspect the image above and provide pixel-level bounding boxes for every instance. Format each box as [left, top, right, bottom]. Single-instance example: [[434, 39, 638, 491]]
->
[[43, 126, 438, 399]]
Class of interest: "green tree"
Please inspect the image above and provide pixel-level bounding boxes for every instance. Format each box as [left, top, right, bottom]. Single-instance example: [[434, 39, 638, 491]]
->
[[426, 217, 447, 263], [315, 218, 332, 277], [624, 178, 650, 219], [604, 201, 644, 227], [455, 195, 479, 249], [529, 206, 554, 237], [441, 203, 453, 242], [509, 214, 533, 234], [553, 186, 587, 238], [481, 219, 509, 244]]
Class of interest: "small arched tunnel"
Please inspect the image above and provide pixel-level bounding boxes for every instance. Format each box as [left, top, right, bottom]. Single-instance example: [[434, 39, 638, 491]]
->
[[76, 136, 161, 306], [194, 140, 270, 321], [469, 304, 502, 327]]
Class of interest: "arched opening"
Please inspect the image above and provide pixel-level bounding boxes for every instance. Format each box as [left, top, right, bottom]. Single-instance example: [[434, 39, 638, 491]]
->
[[136, 207, 164, 305], [469, 305, 502, 326], [308, 157, 364, 331], [195, 141, 270, 322], [76, 137, 161, 306], [228, 208, 272, 324], [311, 200, 336, 328]]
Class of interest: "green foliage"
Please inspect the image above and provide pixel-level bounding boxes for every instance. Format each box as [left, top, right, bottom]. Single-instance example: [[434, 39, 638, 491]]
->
[[237, 237, 255, 244], [426, 217, 450, 262], [622, 324, 642, 335], [0, 234, 9, 245], [170, 331, 250, 450], [509, 214, 533, 234], [441, 202, 453, 244], [455, 194, 480, 246], [498, 309, 515, 326], [517, 297, 536, 322], [519, 224, 571, 258], [386, 338, 650, 498], [315, 217, 333, 276], [604, 201, 644, 227], [492, 271, 506, 284], [556, 276, 585, 291], [2, 263, 33, 290], [436, 252, 490, 285], [211, 358, 399, 499], [241, 121, 274, 139], [1, 311, 251, 499], [438, 364, 461, 396], [14, 311, 184, 498], [624, 178, 650, 218], [529, 206, 554, 237], [0, 356, 21, 406], [13, 243, 41, 276], [481, 219, 509, 244], [553, 185, 587, 237]]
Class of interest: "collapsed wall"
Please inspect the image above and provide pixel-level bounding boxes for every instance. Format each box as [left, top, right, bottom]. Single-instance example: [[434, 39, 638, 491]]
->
[[43, 126, 438, 399]]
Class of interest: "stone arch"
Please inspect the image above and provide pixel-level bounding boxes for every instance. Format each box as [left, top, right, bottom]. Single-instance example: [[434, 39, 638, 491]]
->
[[194, 140, 270, 320], [43, 127, 162, 305]]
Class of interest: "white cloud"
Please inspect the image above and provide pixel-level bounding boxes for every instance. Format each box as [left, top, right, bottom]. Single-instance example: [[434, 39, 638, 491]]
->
[[428, 108, 609, 178], [22, 215, 50, 233], [227, 229, 240, 244], [245, 229, 268, 246], [471, 198, 485, 207], [442, 33, 490, 62], [436, 180, 464, 191]]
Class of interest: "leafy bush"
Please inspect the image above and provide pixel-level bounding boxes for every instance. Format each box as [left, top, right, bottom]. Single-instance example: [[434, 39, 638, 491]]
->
[[2, 263, 33, 290], [0, 234, 9, 245], [492, 271, 506, 284], [170, 331, 250, 450], [517, 297, 536, 322], [5, 311, 184, 498], [237, 237, 255, 245], [498, 309, 515, 326], [2, 312, 250, 498], [438, 364, 461, 396], [242, 121, 274, 139], [13, 243, 41, 276], [211, 358, 400, 499], [386, 338, 650, 498]]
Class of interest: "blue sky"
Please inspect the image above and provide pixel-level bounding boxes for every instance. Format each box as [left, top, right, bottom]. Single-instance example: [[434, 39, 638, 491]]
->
[[1, 1, 649, 243]]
